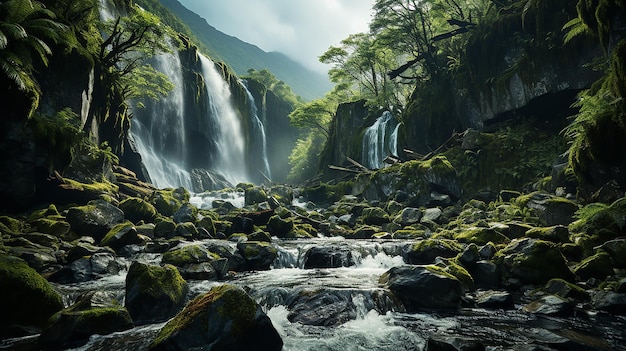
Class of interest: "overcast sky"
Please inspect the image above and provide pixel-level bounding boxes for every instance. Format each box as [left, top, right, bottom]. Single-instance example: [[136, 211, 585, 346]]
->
[[177, 0, 375, 74]]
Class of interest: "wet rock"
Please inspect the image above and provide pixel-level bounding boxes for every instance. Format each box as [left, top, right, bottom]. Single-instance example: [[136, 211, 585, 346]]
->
[[380, 265, 462, 311], [519, 192, 579, 226], [597, 238, 626, 268], [118, 197, 158, 224], [395, 207, 423, 226], [573, 251, 614, 280], [476, 290, 513, 309], [7, 244, 57, 271], [592, 291, 626, 315], [174, 221, 199, 239], [205, 241, 247, 272], [125, 261, 188, 324], [149, 284, 282, 351], [153, 218, 176, 239], [287, 289, 359, 326], [66, 200, 125, 241], [266, 214, 294, 238], [470, 260, 501, 289], [237, 241, 278, 270], [351, 225, 378, 239], [495, 238, 574, 285], [522, 294, 574, 316], [39, 291, 133, 350], [248, 230, 272, 242], [162, 243, 217, 267], [231, 215, 254, 234], [542, 278, 590, 301], [0, 255, 64, 338], [150, 187, 189, 216], [525, 225, 570, 243], [402, 239, 462, 265], [427, 334, 485, 351], [100, 222, 143, 250], [360, 206, 389, 225], [173, 203, 198, 224], [66, 241, 113, 263], [302, 245, 356, 268], [49, 252, 121, 283], [244, 185, 268, 206], [458, 243, 481, 266]]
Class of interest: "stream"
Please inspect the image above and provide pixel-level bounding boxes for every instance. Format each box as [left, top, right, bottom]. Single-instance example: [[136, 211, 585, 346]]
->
[[5, 237, 622, 351]]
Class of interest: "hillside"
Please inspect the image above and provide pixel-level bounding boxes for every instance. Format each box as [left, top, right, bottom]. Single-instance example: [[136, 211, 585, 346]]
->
[[157, 0, 333, 100]]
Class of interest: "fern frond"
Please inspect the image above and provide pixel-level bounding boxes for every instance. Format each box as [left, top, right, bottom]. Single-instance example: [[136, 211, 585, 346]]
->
[[562, 17, 590, 44]]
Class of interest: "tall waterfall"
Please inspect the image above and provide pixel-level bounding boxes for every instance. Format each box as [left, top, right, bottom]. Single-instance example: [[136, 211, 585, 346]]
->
[[362, 111, 400, 169], [198, 54, 249, 185], [242, 80, 272, 181], [130, 48, 192, 190]]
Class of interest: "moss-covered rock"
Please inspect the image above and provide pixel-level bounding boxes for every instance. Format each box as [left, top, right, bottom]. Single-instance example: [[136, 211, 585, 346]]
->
[[100, 221, 143, 250], [149, 284, 282, 351], [573, 251, 615, 280], [237, 241, 278, 270], [118, 197, 158, 224], [525, 225, 570, 243], [150, 187, 189, 216], [0, 255, 64, 337], [154, 218, 176, 239], [597, 238, 626, 268], [542, 278, 590, 301], [403, 239, 463, 264], [244, 186, 268, 206], [198, 215, 217, 237], [0, 215, 23, 234], [455, 226, 510, 245], [174, 222, 199, 239], [38, 291, 133, 349], [162, 244, 218, 267], [30, 218, 72, 239], [495, 238, 575, 285], [266, 214, 294, 238], [125, 261, 188, 324], [66, 199, 125, 241], [432, 258, 475, 291], [360, 206, 390, 225]]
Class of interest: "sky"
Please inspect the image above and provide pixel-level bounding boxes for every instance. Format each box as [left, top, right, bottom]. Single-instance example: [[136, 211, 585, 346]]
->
[[177, 0, 375, 74]]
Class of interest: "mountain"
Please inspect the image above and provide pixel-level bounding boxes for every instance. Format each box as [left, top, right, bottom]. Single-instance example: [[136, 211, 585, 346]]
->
[[158, 0, 333, 101]]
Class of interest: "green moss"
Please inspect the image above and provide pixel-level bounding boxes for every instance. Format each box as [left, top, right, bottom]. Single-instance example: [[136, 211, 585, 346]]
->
[[31, 218, 72, 238], [100, 221, 135, 247], [0, 216, 23, 234], [360, 207, 390, 225], [150, 188, 190, 216], [119, 197, 158, 224], [154, 218, 176, 238], [162, 244, 219, 267], [526, 226, 571, 243], [573, 251, 614, 280], [432, 258, 475, 291], [455, 226, 510, 245], [27, 204, 60, 222], [392, 229, 427, 239], [151, 284, 257, 347], [0, 255, 64, 329], [127, 262, 187, 302]]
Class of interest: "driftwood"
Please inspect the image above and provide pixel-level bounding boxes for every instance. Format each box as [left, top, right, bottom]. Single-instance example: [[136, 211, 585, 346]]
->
[[346, 157, 370, 172], [328, 165, 362, 174]]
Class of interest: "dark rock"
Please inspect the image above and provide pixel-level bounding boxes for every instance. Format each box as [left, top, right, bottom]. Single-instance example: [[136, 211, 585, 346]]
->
[[66, 241, 113, 263], [38, 291, 133, 350], [0, 255, 64, 338], [125, 261, 188, 324], [573, 251, 614, 280], [458, 244, 481, 266], [597, 238, 626, 268], [172, 203, 198, 224], [287, 289, 357, 326], [476, 290, 513, 309], [180, 262, 218, 280], [118, 197, 158, 224], [266, 215, 294, 238], [66, 200, 125, 241], [521, 192, 579, 226], [231, 215, 254, 234], [162, 244, 216, 267], [495, 238, 574, 285], [148, 284, 282, 351], [237, 241, 278, 270], [470, 260, 501, 289], [100, 222, 143, 250], [174, 222, 199, 239], [244, 186, 268, 206], [248, 230, 272, 242], [153, 218, 176, 239], [427, 334, 485, 351], [592, 291, 626, 315], [380, 265, 462, 311], [302, 245, 356, 268], [543, 279, 590, 301], [525, 225, 571, 243], [403, 239, 462, 265], [522, 294, 574, 316], [499, 190, 522, 202], [395, 207, 423, 226]]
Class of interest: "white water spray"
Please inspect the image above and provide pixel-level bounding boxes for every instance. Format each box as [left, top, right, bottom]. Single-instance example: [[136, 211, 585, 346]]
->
[[242, 80, 271, 180]]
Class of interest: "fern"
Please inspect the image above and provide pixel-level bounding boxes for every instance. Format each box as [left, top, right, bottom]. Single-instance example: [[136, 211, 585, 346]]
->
[[562, 17, 590, 44]]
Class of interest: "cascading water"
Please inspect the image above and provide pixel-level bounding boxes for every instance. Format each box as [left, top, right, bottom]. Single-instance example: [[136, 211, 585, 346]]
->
[[362, 111, 400, 169], [98, 0, 115, 21], [130, 47, 193, 190], [198, 54, 249, 185], [242, 80, 272, 181]]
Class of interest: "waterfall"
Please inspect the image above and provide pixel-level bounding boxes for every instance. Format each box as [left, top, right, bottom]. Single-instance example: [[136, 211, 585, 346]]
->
[[98, 0, 115, 21], [130, 47, 192, 190], [362, 111, 400, 169], [242, 80, 272, 181], [198, 54, 249, 185]]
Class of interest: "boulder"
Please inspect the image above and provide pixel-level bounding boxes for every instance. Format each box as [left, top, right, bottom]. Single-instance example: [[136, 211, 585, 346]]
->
[[149, 284, 282, 351], [237, 241, 278, 270], [244, 186, 268, 206], [573, 251, 614, 280], [427, 335, 485, 351], [100, 222, 144, 250], [125, 261, 188, 324], [173, 203, 198, 224], [592, 291, 626, 315], [518, 192, 579, 226], [0, 255, 64, 338], [522, 294, 574, 316], [495, 238, 574, 285], [66, 200, 125, 241], [266, 215, 294, 238], [380, 265, 462, 311], [475, 290, 513, 309], [38, 291, 133, 349], [395, 207, 423, 226], [302, 245, 356, 268], [402, 239, 462, 265], [118, 197, 158, 224]]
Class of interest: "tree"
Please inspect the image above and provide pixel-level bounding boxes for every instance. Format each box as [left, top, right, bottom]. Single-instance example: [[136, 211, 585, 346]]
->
[[0, 0, 67, 117], [245, 68, 301, 105]]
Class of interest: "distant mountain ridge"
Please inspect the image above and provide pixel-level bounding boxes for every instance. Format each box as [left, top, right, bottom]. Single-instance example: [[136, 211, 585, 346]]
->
[[158, 0, 332, 100]]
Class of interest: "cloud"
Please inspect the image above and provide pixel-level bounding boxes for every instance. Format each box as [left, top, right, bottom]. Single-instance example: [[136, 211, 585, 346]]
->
[[177, 0, 374, 73]]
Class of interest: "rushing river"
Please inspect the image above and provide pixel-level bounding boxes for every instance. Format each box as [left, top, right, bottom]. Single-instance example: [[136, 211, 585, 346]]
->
[[5, 237, 618, 351]]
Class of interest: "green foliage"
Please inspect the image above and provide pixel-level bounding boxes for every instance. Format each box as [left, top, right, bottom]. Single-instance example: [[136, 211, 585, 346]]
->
[[287, 132, 326, 184], [30, 108, 83, 172], [0, 0, 68, 117], [244, 68, 302, 105]]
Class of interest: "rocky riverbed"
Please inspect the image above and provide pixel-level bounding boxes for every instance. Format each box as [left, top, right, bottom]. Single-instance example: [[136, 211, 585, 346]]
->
[[1, 160, 626, 350]]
